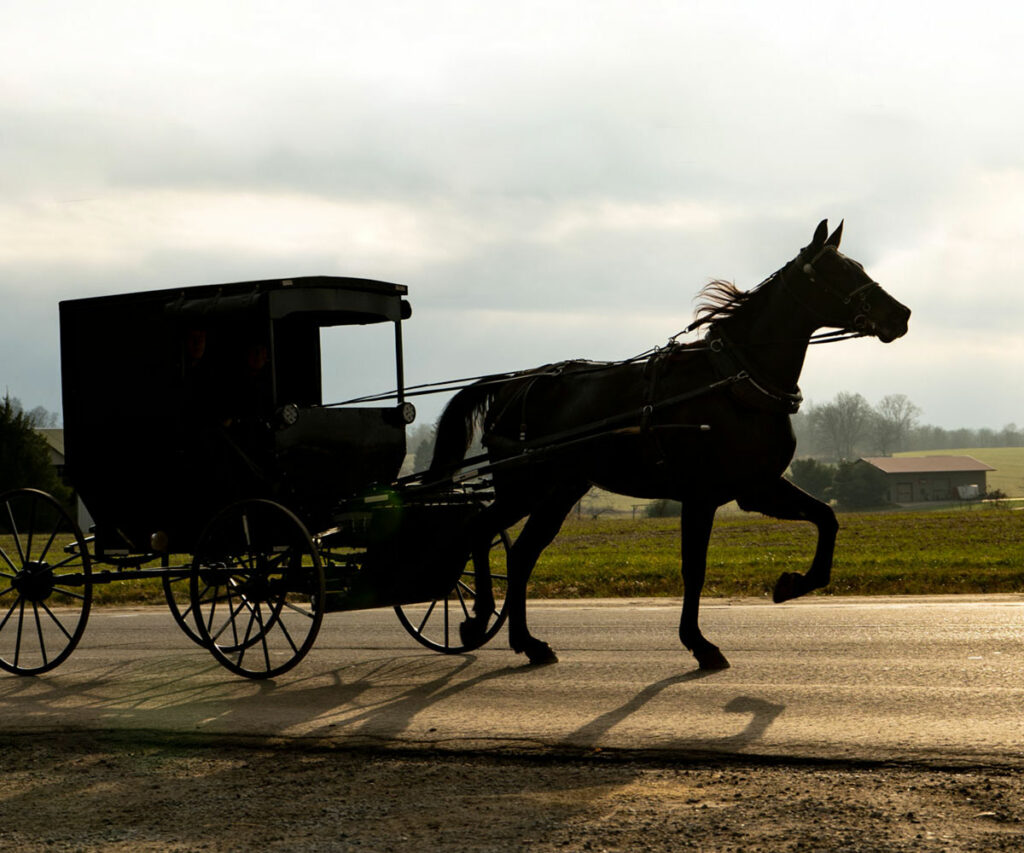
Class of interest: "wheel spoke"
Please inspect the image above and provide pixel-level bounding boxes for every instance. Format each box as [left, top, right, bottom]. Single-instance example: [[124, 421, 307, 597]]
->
[[47, 552, 86, 571], [280, 598, 315, 620], [33, 603, 48, 667], [51, 585, 87, 602], [234, 604, 261, 668], [258, 606, 272, 671], [39, 600, 75, 642], [415, 599, 438, 634], [35, 522, 60, 567], [209, 590, 250, 645], [0, 595, 21, 633], [5, 501, 26, 565], [0, 545, 18, 574], [13, 598, 26, 668], [273, 613, 300, 655]]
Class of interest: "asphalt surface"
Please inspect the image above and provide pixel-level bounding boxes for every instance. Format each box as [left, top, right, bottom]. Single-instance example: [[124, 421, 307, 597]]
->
[[3, 596, 1023, 766]]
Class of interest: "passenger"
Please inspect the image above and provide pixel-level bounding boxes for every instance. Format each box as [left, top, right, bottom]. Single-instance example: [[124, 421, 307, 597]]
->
[[181, 328, 218, 425]]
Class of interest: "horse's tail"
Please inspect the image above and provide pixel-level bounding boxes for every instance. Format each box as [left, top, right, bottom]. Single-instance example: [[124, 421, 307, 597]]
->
[[427, 380, 501, 480]]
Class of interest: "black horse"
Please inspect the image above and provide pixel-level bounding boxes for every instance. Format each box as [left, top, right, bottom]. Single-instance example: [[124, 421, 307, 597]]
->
[[429, 221, 910, 670]]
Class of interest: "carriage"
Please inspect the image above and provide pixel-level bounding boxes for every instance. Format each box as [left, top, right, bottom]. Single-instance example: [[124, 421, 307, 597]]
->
[[4, 222, 912, 677], [0, 276, 509, 679]]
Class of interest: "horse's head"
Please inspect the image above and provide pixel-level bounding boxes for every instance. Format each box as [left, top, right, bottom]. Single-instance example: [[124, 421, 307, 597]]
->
[[789, 220, 910, 343]]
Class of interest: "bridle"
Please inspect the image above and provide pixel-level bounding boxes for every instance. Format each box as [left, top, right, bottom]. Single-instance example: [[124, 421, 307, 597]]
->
[[786, 244, 882, 335]]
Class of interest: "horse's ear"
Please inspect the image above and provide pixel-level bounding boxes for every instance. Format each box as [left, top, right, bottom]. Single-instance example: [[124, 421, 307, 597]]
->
[[825, 220, 844, 248], [810, 219, 828, 250]]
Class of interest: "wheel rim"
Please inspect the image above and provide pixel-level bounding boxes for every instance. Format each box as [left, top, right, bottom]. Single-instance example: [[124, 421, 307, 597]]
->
[[162, 570, 209, 647], [190, 499, 324, 679], [0, 488, 92, 675], [395, 529, 510, 654]]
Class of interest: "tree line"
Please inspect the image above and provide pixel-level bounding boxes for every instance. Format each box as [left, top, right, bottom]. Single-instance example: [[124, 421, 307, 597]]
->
[[792, 392, 1023, 462], [0, 394, 69, 502]]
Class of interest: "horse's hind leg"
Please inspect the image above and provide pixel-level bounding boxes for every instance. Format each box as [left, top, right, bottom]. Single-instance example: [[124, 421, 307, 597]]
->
[[458, 501, 520, 647], [506, 484, 588, 665], [679, 500, 730, 670], [736, 478, 838, 603]]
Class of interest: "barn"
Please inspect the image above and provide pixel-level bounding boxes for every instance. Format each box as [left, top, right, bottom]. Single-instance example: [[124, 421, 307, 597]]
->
[[859, 455, 996, 504]]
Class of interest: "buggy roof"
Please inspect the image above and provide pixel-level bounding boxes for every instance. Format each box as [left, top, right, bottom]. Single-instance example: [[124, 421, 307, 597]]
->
[[59, 275, 410, 329]]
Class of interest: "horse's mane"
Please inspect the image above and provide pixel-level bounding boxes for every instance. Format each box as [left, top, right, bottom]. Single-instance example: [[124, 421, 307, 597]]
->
[[694, 279, 750, 322], [691, 266, 786, 329]]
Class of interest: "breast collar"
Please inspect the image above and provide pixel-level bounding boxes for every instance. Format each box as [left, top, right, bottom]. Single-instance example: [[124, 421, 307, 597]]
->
[[705, 326, 803, 415]]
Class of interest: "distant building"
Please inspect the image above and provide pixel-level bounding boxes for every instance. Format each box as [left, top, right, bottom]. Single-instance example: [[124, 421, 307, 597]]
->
[[859, 455, 996, 503], [36, 428, 65, 478], [35, 428, 93, 529]]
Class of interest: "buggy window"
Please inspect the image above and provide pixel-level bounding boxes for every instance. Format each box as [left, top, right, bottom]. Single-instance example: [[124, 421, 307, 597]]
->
[[319, 323, 400, 407]]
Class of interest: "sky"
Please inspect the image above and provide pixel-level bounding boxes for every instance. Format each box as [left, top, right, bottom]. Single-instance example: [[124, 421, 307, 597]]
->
[[2, 0, 1022, 431]]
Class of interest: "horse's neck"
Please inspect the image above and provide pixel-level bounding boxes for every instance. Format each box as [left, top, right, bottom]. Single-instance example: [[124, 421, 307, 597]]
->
[[720, 284, 817, 392]]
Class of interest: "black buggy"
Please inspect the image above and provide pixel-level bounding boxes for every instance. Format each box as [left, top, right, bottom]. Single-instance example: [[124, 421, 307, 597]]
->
[[0, 276, 509, 678]]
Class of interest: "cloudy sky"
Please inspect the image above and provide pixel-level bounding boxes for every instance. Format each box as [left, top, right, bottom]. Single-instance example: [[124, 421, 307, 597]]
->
[[2, 0, 1022, 430]]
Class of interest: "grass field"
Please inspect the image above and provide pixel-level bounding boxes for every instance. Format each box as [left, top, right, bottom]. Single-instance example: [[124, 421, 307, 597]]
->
[[895, 446, 1024, 497], [3, 504, 1023, 604], [526, 505, 1024, 598]]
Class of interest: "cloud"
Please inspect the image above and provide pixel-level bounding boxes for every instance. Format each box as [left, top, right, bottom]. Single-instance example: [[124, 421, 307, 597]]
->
[[2, 0, 1023, 434]]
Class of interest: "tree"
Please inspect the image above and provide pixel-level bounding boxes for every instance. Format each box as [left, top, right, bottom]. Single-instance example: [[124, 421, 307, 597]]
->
[[809, 392, 874, 461], [827, 460, 889, 510], [412, 425, 436, 472], [0, 394, 69, 501], [786, 458, 835, 500], [873, 394, 921, 456]]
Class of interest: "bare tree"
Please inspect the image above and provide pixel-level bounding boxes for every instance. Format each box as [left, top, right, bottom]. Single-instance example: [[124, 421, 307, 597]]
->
[[873, 393, 921, 456], [809, 391, 874, 461]]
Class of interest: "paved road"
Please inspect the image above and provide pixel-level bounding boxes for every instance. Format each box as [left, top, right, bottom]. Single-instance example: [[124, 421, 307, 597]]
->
[[3, 596, 1023, 766]]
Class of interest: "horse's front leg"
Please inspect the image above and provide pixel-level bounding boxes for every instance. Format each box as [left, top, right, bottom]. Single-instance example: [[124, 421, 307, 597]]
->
[[736, 478, 838, 603], [679, 501, 730, 670]]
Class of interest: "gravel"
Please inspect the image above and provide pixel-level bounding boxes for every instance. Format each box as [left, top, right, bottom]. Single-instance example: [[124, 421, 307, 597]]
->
[[3, 733, 1023, 852]]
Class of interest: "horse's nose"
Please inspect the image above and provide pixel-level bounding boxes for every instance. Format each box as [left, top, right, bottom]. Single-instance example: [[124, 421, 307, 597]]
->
[[883, 303, 911, 342]]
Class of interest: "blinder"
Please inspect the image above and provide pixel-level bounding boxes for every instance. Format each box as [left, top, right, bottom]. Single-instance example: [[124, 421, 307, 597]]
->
[[792, 245, 881, 333]]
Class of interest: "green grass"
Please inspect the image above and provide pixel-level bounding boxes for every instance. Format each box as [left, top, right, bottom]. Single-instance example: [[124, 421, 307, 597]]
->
[[526, 506, 1024, 598], [4, 505, 1024, 603], [896, 447, 1024, 497]]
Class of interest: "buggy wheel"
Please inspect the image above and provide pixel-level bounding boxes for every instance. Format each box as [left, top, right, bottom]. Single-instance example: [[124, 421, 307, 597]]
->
[[190, 499, 325, 679], [394, 529, 510, 654], [162, 568, 208, 648], [0, 488, 92, 675]]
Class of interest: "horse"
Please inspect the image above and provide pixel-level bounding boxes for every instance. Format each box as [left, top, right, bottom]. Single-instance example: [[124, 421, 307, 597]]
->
[[428, 220, 910, 670]]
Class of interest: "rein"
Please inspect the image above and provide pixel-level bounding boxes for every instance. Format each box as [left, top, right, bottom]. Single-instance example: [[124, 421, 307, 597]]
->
[[328, 252, 870, 410], [329, 325, 860, 409]]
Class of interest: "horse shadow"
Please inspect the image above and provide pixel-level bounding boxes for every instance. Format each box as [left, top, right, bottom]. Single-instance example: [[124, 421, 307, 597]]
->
[[1, 651, 784, 757], [567, 668, 786, 751]]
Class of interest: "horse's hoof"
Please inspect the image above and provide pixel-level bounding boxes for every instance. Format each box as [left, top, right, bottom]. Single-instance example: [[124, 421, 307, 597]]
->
[[525, 642, 559, 666], [695, 647, 730, 671], [459, 619, 486, 649], [773, 572, 803, 603]]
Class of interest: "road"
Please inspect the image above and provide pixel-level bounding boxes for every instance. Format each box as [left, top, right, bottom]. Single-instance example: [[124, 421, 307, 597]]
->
[[3, 595, 1024, 766]]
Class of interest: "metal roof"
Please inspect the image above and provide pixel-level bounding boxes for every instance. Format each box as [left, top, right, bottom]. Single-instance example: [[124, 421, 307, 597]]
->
[[860, 455, 995, 474]]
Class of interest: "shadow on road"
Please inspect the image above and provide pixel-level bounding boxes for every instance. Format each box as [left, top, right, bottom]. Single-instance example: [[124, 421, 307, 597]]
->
[[567, 668, 786, 751], [1, 650, 784, 757]]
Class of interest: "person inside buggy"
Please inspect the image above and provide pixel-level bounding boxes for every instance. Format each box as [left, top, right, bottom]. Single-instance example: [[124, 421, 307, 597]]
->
[[178, 324, 277, 502]]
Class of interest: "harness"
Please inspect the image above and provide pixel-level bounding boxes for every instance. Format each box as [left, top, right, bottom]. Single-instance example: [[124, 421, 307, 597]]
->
[[706, 329, 803, 415]]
